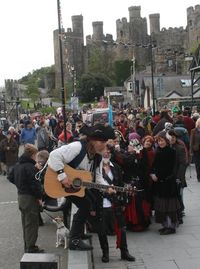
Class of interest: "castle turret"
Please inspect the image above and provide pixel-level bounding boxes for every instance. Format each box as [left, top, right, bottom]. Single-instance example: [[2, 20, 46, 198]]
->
[[129, 6, 141, 22], [149, 13, 160, 35], [72, 15, 84, 41], [116, 18, 129, 42], [92, 21, 104, 41], [187, 5, 200, 48]]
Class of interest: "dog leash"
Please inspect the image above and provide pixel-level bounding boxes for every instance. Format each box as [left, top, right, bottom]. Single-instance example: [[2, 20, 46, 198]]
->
[[42, 209, 57, 222]]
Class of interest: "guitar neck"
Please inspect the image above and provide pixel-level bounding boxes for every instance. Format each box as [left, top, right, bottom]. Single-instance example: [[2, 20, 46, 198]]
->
[[81, 181, 125, 192]]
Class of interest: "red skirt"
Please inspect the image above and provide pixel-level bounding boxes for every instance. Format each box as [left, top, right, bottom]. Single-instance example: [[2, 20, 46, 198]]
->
[[125, 196, 151, 232]]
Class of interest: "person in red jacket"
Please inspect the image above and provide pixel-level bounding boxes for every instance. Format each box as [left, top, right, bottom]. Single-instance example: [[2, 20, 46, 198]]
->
[[183, 110, 195, 136], [58, 122, 74, 145]]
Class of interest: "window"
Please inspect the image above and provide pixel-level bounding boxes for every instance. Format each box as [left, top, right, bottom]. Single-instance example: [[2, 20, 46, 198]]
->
[[180, 79, 191, 87], [168, 60, 173, 67]]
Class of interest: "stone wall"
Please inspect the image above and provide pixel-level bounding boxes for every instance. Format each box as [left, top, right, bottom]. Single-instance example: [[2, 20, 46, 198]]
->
[[54, 5, 200, 91]]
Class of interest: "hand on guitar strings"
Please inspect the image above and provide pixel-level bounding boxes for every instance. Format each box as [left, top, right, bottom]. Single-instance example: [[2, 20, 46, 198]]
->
[[61, 176, 72, 189]]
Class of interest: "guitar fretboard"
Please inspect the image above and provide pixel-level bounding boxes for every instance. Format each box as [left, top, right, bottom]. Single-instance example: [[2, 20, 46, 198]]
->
[[81, 181, 127, 193]]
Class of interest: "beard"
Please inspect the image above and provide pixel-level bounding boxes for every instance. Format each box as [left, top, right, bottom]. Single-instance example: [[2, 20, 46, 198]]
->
[[102, 157, 110, 164]]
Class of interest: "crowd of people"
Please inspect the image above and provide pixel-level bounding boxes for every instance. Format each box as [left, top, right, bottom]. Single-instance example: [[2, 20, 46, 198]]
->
[[5, 105, 200, 263]]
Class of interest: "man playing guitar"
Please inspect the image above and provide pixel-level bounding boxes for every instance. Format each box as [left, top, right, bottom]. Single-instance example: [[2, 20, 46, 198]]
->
[[47, 124, 115, 251]]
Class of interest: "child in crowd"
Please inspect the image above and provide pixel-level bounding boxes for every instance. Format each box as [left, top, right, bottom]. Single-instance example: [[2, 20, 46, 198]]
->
[[35, 150, 49, 226]]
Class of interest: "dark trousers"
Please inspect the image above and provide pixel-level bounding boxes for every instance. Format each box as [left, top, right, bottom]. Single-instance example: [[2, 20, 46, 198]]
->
[[68, 195, 91, 239], [98, 207, 128, 252], [193, 151, 200, 181], [18, 194, 39, 251]]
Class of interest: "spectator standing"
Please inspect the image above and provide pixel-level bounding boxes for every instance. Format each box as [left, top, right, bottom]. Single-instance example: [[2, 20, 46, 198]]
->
[[54, 119, 64, 139], [153, 110, 173, 136], [142, 135, 156, 209], [167, 130, 188, 223], [49, 115, 57, 134], [183, 110, 195, 136], [190, 118, 200, 182], [35, 150, 50, 226], [58, 122, 73, 146], [0, 131, 18, 175], [9, 144, 44, 253], [8, 126, 20, 146], [20, 121, 37, 145], [150, 131, 180, 235], [36, 121, 50, 151], [0, 128, 6, 175], [152, 111, 160, 124]]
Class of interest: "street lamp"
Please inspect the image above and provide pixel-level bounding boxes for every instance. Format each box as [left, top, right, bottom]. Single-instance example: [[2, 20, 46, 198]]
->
[[131, 54, 136, 107], [150, 36, 156, 115], [71, 66, 77, 97], [16, 97, 20, 124]]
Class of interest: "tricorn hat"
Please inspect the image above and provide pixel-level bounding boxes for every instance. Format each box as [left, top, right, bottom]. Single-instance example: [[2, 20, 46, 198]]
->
[[80, 124, 115, 141]]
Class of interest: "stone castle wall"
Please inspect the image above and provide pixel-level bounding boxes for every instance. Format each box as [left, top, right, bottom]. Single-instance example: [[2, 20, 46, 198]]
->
[[54, 5, 200, 90]]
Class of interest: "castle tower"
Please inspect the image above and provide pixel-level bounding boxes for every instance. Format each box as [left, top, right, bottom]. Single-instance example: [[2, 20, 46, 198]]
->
[[70, 15, 84, 78], [129, 6, 141, 22], [149, 14, 160, 35], [72, 15, 84, 39], [116, 18, 129, 43], [128, 6, 148, 45], [92, 21, 104, 41], [187, 5, 200, 49], [53, 29, 66, 92]]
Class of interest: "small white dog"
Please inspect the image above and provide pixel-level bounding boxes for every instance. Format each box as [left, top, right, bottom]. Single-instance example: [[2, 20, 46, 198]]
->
[[53, 217, 69, 249]]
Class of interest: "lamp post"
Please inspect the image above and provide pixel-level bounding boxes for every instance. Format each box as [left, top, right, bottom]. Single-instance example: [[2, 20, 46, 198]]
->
[[132, 54, 136, 107], [16, 97, 20, 124], [57, 0, 67, 142], [150, 36, 156, 115], [71, 66, 77, 97]]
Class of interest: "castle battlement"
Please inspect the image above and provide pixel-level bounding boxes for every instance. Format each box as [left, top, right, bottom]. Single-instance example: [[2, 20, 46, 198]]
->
[[53, 4, 200, 91], [187, 5, 200, 16]]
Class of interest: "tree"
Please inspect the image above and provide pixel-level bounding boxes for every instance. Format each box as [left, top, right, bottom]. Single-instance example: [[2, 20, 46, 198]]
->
[[77, 73, 112, 102], [19, 65, 55, 91], [88, 47, 105, 74], [26, 78, 40, 101], [114, 60, 132, 86]]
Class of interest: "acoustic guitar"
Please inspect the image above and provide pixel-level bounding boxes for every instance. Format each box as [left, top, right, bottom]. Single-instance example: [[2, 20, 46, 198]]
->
[[44, 165, 136, 198]]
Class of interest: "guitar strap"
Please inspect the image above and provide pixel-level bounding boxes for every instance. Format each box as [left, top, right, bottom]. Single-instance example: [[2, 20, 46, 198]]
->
[[68, 141, 87, 168]]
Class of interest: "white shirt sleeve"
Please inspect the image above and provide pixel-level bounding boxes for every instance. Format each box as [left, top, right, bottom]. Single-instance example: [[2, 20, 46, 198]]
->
[[48, 141, 82, 172]]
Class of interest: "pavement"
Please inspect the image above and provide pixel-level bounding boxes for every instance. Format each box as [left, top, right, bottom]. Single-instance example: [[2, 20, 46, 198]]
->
[[1, 164, 200, 269]]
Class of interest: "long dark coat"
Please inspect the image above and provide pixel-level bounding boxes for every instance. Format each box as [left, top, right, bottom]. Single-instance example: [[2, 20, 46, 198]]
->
[[151, 146, 178, 198], [0, 137, 18, 166]]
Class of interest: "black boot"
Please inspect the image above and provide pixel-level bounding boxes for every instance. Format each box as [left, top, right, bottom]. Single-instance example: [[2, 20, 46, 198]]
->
[[121, 250, 135, 262], [120, 228, 135, 262], [98, 234, 109, 263], [102, 248, 109, 263], [69, 238, 93, 251]]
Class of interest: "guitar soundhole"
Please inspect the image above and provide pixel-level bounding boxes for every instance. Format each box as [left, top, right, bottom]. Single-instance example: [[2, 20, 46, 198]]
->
[[72, 178, 82, 188], [63, 178, 82, 193]]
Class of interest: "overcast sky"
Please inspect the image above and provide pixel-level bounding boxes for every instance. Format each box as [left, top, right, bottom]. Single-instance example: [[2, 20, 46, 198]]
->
[[0, 0, 199, 86]]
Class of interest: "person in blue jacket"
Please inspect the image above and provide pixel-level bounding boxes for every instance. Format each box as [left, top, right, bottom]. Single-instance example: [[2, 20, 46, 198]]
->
[[20, 120, 37, 145]]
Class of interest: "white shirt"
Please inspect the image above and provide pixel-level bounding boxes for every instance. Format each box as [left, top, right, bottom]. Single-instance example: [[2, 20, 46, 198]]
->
[[48, 141, 105, 184], [102, 162, 114, 208]]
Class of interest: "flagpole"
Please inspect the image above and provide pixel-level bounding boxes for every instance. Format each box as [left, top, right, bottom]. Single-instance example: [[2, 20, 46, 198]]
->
[[57, 0, 67, 142]]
